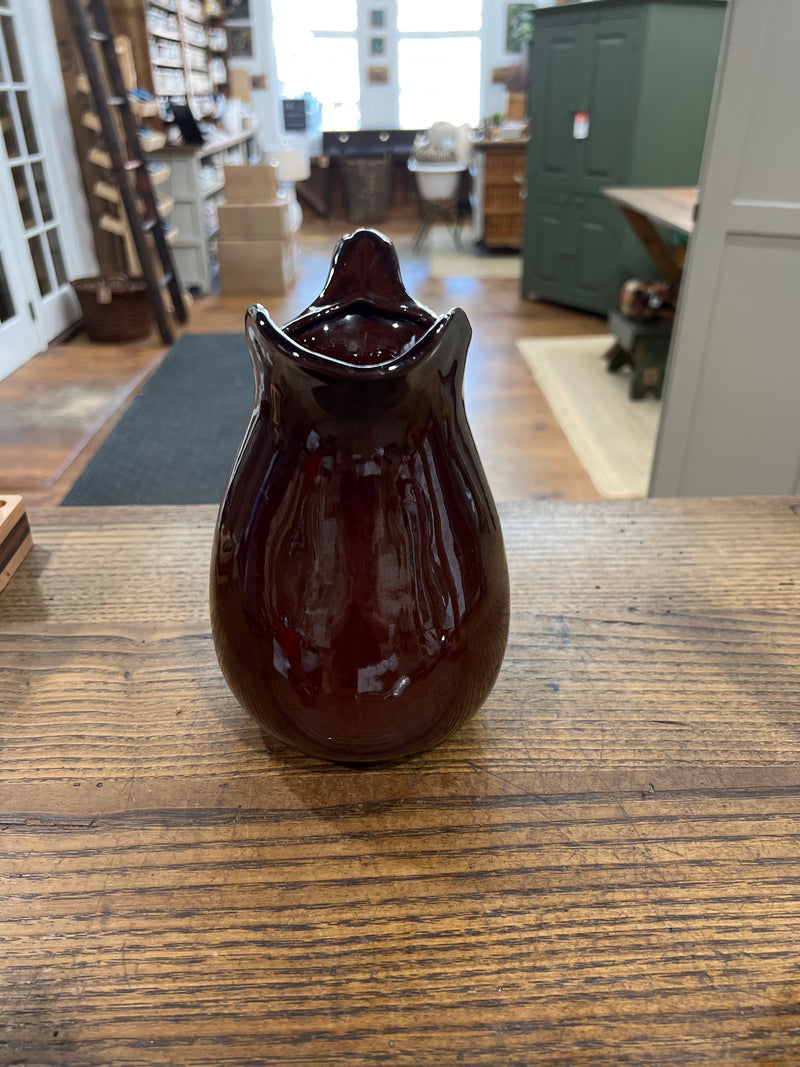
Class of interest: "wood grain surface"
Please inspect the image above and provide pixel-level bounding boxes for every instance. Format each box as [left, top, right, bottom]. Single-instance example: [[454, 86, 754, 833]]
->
[[2, 499, 800, 1065], [602, 187, 697, 236]]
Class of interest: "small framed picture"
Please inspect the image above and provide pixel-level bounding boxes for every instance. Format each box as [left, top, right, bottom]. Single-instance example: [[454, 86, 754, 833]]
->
[[224, 0, 250, 19], [506, 3, 536, 53], [370, 36, 385, 56], [369, 9, 385, 28], [228, 26, 253, 58], [368, 65, 389, 85]]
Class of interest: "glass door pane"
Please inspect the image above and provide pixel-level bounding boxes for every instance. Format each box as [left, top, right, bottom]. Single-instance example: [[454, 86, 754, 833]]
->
[[397, 0, 482, 32], [272, 0, 361, 131], [0, 248, 16, 321], [0, 206, 40, 379], [398, 37, 481, 128], [0, 0, 76, 349]]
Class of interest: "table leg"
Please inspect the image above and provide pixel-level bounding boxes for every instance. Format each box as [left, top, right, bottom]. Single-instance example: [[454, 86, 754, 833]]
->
[[619, 206, 684, 288]]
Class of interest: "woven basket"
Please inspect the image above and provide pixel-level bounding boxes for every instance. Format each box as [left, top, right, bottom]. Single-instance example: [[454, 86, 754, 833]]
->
[[71, 274, 152, 343], [342, 154, 392, 225]]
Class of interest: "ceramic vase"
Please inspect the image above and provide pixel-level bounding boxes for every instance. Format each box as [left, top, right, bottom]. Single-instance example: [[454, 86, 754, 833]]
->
[[210, 229, 509, 762]]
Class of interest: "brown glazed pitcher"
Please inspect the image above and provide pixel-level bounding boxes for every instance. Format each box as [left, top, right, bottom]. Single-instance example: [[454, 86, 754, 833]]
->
[[210, 229, 509, 763]]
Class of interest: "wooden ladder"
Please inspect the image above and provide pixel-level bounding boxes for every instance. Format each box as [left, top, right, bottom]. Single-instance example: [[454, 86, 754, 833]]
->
[[63, 0, 187, 343]]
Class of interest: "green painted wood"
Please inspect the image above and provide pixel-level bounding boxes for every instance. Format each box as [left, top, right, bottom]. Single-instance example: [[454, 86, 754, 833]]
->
[[523, 0, 727, 315], [528, 24, 586, 189], [572, 194, 626, 310], [629, 2, 727, 185], [522, 191, 571, 294], [523, 192, 651, 315], [578, 17, 643, 189]]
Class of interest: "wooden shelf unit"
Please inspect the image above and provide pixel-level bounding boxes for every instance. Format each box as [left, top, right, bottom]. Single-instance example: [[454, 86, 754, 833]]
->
[[471, 139, 528, 250], [107, 0, 223, 120]]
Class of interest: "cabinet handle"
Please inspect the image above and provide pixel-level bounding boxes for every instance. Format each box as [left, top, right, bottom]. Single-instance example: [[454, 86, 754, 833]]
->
[[558, 193, 568, 203]]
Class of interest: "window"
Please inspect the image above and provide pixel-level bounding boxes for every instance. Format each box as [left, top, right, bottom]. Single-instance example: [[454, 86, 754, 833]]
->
[[397, 0, 482, 129], [272, 0, 361, 130], [398, 37, 481, 129], [271, 0, 483, 131]]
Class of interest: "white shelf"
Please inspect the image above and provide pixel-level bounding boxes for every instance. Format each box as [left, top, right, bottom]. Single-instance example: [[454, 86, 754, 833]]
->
[[150, 125, 260, 293], [147, 164, 172, 186], [149, 27, 182, 41], [200, 178, 225, 199]]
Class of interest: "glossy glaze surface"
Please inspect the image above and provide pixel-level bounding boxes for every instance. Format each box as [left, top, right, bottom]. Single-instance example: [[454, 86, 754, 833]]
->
[[210, 229, 509, 762]]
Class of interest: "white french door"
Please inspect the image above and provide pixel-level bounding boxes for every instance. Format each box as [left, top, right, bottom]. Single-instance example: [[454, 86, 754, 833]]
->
[[0, 0, 91, 379]]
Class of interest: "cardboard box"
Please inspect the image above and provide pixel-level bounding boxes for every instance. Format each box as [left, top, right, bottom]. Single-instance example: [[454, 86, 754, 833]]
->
[[223, 163, 278, 204], [504, 92, 527, 121], [218, 237, 298, 296], [217, 196, 301, 242], [229, 68, 252, 102]]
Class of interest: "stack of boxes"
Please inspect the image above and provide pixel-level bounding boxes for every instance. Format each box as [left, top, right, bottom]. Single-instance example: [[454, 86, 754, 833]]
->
[[217, 163, 301, 295]]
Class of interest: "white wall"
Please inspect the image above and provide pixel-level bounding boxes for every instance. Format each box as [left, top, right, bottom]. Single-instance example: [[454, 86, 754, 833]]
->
[[228, 0, 555, 154], [357, 0, 398, 128], [226, 0, 283, 150], [481, 0, 557, 121]]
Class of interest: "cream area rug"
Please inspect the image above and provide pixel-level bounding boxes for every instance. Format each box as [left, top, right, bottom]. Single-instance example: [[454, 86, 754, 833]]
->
[[516, 335, 661, 498], [424, 226, 522, 280]]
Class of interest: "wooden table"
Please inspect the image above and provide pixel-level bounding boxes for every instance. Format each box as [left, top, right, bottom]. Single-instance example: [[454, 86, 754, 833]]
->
[[603, 186, 697, 286], [2, 500, 800, 1064]]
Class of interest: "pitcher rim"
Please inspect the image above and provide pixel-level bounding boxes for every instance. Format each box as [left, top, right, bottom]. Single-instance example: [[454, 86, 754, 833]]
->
[[245, 302, 470, 382]]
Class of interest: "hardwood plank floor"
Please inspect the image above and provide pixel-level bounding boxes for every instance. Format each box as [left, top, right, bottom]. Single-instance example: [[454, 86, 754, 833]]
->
[[0, 221, 606, 506]]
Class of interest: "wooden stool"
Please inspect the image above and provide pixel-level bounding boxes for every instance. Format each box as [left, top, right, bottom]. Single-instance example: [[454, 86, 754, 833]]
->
[[606, 309, 673, 399]]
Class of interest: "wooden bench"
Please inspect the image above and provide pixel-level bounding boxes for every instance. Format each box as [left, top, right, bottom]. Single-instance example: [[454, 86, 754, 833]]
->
[[606, 309, 673, 399]]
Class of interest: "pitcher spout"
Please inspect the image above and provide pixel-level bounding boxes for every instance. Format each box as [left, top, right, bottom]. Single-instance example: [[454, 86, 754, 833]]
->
[[245, 229, 467, 381]]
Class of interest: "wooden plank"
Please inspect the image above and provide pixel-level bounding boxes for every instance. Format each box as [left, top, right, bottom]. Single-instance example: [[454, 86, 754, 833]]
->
[[0, 495, 32, 592], [603, 186, 697, 235], [1, 498, 800, 1062], [619, 204, 685, 286]]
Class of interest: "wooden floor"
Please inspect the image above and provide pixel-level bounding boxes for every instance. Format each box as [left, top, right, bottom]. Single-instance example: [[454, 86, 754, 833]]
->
[[0, 221, 607, 507]]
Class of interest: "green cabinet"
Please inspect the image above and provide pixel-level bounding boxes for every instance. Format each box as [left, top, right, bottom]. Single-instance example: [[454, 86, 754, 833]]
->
[[527, 191, 630, 310], [522, 0, 726, 314]]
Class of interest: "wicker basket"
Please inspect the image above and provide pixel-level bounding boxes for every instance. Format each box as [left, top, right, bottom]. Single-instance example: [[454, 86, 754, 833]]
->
[[71, 274, 152, 343], [342, 153, 392, 225]]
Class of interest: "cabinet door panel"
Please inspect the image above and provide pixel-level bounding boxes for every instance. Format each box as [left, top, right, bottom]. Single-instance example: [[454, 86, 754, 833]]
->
[[573, 197, 620, 302], [529, 198, 571, 285], [579, 20, 640, 186], [530, 27, 587, 185]]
